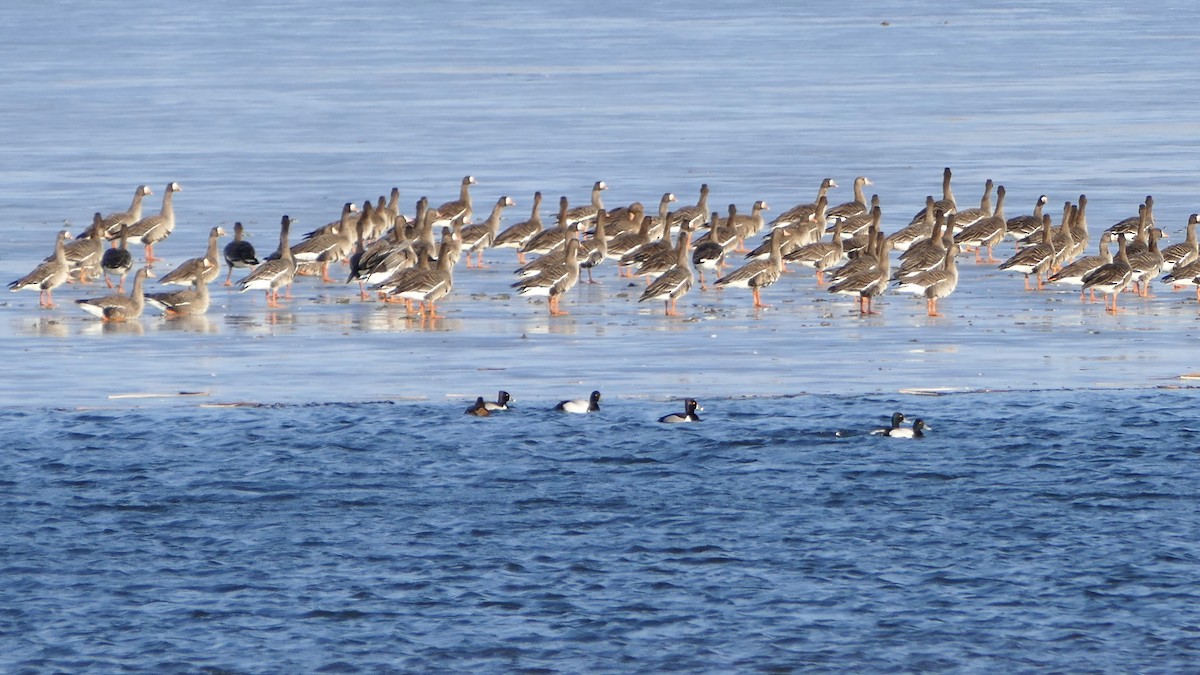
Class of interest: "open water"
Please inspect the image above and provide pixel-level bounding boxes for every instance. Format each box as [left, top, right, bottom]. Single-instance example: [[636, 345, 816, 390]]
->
[[3, 0, 1200, 671]]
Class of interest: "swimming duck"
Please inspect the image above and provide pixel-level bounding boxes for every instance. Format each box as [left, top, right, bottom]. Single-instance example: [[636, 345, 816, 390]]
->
[[484, 391, 512, 411], [871, 412, 907, 435], [885, 419, 929, 438], [658, 398, 702, 423], [465, 397, 491, 417], [556, 390, 601, 414]]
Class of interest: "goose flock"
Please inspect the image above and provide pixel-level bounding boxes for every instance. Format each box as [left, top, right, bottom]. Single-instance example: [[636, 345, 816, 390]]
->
[[8, 170, 1200, 321]]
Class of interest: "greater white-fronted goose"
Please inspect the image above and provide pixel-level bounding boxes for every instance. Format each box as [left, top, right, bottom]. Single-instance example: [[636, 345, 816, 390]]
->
[[1070, 194, 1089, 257], [946, 178, 993, 233], [954, 184, 1007, 263], [431, 175, 477, 227], [1049, 205, 1077, 271], [300, 201, 359, 241], [1104, 196, 1152, 240], [715, 228, 783, 308], [349, 218, 417, 296], [515, 224, 579, 279], [391, 235, 456, 318], [770, 178, 835, 230], [731, 200, 770, 246], [1160, 213, 1199, 274], [1162, 256, 1200, 301], [291, 202, 360, 282], [493, 191, 544, 263], [460, 195, 515, 268], [905, 168, 956, 225], [827, 210, 881, 286], [513, 238, 581, 316], [887, 195, 936, 251], [126, 181, 181, 263], [223, 222, 259, 286], [828, 195, 879, 238], [158, 225, 224, 286], [564, 180, 607, 228], [692, 211, 729, 290], [999, 214, 1056, 290], [893, 214, 952, 281], [76, 266, 152, 321], [145, 267, 210, 316], [60, 213, 106, 282], [638, 228, 694, 315], [621, 203, 681, 273], [784, 218, 845, 285], [895, 242, 959, 317], [826, 176, 872, 223], [238, 215, 297, 308], [9, 230, 70, 308], [556, 390, 601, 413], [1128, 228, 1164, 297], [79, 184, 153, 240], [829, 227, 889, 315], [1005, 194, 1048, 243], [658, 398, 702, 423], [604, 208, 653, 277], [668, 183, 709, 232], [1082, 235, 1133, 313], [521, 196, 572, 258], [1049, 232, 1112, 301], [102, 224, 135, 291], [748, 197, 824, 264]]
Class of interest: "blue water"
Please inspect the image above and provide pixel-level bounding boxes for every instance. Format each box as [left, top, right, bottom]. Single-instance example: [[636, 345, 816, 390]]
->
[[5, 0, 1200, 670], [3, 389, 1200, 671]]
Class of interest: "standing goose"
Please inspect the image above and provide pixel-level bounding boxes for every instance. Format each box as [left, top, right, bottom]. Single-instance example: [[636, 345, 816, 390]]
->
[[731, 200, 770, 245], [755, 196, 826, 261], [639, 227, 694, 316], [1070, 194, 1090, 258], [513, 238, 581, 316], [60, 213, 106, 282], [895, 243, 960, 317], [75, 266, 152, 321], [564, 180, 607, 229], [887, 195, 937, 251], [946, 178, 993, 233], [157, 225, 225, 286], [1081, 235, 1133, 313], [1160, 213, 1200, 274], [493, 191, 544, 263], [1005, 194, 1049, 243], [459, 195, 515, 268], [784, 219, 845, 285], [299, 201, 359, 241], [893, 214, 953, 281], [223, 222, 259, 286], [826, 176, 872, 223], [79, 184, 153, 240], [102, 224, 135, 291], [430, 175, 477, 227], [668, 183, 710, 232], [827, 209, 882, 286], [350, 217, 417, 293], [828, 194, 880, 238], [9, 230, 70, 308], [905, 168, 957, 225], [770, 177, 836, 230], [715, 228, 783, 309], [145, 267, 210, 316], [291, 202, 361, 282], [954, 184, 1007, 263], [126, 181, 181, 263], [238, 216, 297, 308], [1104, 196, 1152, 240], [391, 236, 456, 318], [999, 214, 1056, 290], [829, 227, 889, 315], [1049, 233, 1112, 302], [692, 211, 729, 290], [515, 223, 580, 280], [1127, 228, 1164, 298], [521, 196, 573, 258], [1162, 257, 1200, 300]]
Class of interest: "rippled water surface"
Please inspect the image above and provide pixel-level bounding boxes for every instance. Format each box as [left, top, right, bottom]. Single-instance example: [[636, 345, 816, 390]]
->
[[4, 390, 1200, 672], [4, 0, 1200, 671]]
